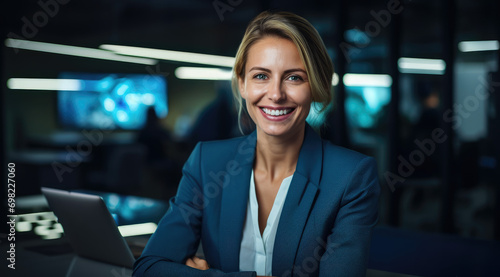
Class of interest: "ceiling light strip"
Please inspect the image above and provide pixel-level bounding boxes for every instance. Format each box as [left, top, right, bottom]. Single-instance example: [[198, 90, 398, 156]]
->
[[175, 67, 233, 80], [5, 39, 157, 65], [398, 57, 446, 75], [100, 44, 235, 67], [7, 78, 83, 91], [343, 74, 392, 87], [458, 40, 499, 52]]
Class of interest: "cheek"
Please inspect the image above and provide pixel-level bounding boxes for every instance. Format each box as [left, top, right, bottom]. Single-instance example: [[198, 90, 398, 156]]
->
[[245, 100, 258, 122], [302, 105, 311, 117], [288, 86, 312, 106], [245, 83, 266, 101]]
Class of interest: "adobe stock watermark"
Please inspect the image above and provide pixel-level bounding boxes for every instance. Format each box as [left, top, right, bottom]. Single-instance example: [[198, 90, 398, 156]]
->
[[340, 0, 404, 63], [385, 74, 500, 192], [144, 64, 170, 91], [145, 64, 169, 79], [282, 238, 340, 277], [51, 126, 113, 183], [179, 137, 254, 224], [212, 0, 243, 22], [7, 0, 72, 53]]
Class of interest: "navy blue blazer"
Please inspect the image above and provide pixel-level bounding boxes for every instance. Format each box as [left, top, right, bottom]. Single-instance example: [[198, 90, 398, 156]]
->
[[134, 125, 380, 277]]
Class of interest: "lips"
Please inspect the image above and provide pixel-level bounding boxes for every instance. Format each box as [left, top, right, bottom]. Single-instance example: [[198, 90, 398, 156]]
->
[[261, 107, 293, 116], [259, 106, 296, 121]]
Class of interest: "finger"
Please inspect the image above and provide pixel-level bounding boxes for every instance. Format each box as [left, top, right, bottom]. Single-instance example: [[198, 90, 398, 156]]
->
[[185, 257, 195, 267], [192, 256, 209, 270], [192, 256, 201, 262]]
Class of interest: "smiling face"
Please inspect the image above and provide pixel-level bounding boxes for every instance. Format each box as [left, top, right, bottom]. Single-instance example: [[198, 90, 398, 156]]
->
[[238, 36, 312, 139]]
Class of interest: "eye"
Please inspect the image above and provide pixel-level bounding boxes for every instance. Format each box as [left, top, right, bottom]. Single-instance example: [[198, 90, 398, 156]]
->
[[287, 75, 303, 81], [253, 73, 268, 80]]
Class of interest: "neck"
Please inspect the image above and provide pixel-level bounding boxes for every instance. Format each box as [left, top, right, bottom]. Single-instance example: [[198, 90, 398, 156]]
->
[[254, 124, 305, 181]]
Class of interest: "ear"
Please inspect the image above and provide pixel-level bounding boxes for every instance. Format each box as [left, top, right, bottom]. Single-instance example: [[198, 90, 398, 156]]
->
[[238, 76, 246, 99]]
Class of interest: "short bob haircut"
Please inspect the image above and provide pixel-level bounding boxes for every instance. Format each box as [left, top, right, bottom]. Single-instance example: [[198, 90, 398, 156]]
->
[[231, 11, 334, 128]]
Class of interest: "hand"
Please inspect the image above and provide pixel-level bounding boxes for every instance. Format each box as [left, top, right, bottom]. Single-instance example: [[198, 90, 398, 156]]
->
[[185, 256, 210, 270]]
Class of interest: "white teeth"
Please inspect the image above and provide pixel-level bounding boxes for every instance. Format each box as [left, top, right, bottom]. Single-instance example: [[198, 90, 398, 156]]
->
[[262, 108, 292, 116]]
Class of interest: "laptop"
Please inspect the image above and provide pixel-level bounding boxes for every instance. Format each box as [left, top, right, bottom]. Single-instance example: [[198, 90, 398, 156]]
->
[[41, 187, 137, 269]]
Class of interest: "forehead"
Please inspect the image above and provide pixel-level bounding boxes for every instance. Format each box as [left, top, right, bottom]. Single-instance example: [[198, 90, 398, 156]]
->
[[245, 36, 305, 70]]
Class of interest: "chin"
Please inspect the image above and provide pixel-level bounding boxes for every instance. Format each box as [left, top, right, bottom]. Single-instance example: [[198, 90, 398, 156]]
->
[[257, 122, 303, 138]]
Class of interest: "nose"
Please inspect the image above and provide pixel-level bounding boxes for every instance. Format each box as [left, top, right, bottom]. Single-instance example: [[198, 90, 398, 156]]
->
[[267, 79, 285, 103]]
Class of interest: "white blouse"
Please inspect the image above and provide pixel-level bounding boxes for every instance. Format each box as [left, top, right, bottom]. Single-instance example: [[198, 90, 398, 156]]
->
[[239, 170, 294, 276]]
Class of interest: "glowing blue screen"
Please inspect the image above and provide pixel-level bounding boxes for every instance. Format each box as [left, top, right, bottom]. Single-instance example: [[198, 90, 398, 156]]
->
[[345, 86, 391, 128], [58, 73, 167, 130]]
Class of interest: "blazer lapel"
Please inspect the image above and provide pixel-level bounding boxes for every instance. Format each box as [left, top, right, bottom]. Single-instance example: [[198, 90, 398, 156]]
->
[[272, 125, 323, 276], [218, 131, 257, 272]]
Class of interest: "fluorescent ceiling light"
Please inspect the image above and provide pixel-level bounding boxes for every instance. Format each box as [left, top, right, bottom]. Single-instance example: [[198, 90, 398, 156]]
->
[[101, 44, 235, 67], [343, 74, 392, 87], [398, 57, 446, 75], [5, 39, 157, 65], [458, 40, 499, 52], [7, 78, 84, 91], [118, 222, 157, 237], [332, 73, 340, 86], [175, 67, 233, 80]]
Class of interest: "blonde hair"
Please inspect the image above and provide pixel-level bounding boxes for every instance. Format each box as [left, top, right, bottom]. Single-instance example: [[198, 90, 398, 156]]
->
[[231, 11, 334, 131]]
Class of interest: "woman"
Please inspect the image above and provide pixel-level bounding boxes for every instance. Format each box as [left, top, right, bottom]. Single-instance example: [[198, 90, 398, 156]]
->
[[134, 11, 380, 277]]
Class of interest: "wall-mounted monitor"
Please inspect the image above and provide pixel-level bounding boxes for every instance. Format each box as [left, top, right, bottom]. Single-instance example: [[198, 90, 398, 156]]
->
[[58, 72, 167, 130], [345, 86, 391, 129]]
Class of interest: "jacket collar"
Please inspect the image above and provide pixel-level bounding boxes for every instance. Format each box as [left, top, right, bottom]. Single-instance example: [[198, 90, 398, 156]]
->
[[272, 124, 322, 275], [218, 124, 323, 273], [294, 124, 323, 187], [218, 131, 256, 271]]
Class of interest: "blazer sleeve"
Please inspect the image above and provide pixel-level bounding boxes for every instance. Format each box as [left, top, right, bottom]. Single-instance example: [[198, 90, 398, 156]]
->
[[319, 156, 380, 277], [133, 143, 256, 277]]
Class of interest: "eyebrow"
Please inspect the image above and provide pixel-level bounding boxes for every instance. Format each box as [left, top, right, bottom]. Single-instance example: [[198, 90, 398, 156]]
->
[[249, 67, 307, 75]]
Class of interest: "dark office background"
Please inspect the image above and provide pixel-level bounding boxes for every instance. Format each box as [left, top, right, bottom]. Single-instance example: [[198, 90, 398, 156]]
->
[[1, 0, 500, 276]]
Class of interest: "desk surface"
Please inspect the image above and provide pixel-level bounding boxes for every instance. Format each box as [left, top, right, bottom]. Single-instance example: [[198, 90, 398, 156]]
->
[[369, 226, 500, 276], [1, 237, 75, 277], [2, 236, 417, 277]]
